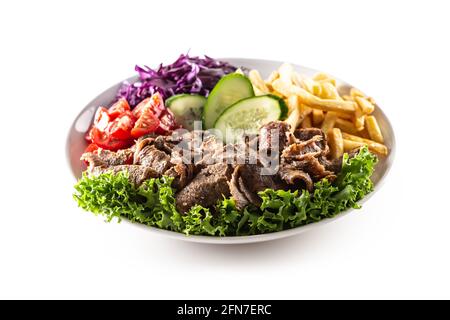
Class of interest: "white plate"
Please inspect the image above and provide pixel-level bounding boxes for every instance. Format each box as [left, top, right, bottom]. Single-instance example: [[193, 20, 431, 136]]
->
[[66, 58, 396, 244]]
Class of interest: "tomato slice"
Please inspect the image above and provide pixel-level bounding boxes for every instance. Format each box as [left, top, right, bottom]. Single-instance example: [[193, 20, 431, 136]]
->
[[132, 98, 150, 119], [94, 107, 110, 132], [108, 99, 131, 120], [131, 107, 160, 138], [85, 126, 93, 143], [106, 111, 135, 140], [155, 109, 177, 134], [84, 143, 99, 153], [91, 127, 131, 151], [132, 92, 165, 118]]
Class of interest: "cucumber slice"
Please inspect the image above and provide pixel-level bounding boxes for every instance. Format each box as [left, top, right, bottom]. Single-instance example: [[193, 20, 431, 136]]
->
[[214, 95, 288, 143], [203, 73, 254, 129], [166, 94, 206, 131]]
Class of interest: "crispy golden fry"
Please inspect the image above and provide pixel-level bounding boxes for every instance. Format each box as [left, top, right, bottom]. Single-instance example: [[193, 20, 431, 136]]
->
[[249, 70, 269, 95], [235, 68, 245, 75], [368, 96, 377, 105], [342, 133, 388, 155], [335, 111, 353, 120], [253, 86, 265, 96], [354, 102, 365, 131], [300, 114, 312, 129], [313, 72, 337, 86], [342, 95, 353, 101], [285, 104, 301, 132], [278, 63, 294, 84], [266, 70, 279, 86], [355, 96, 375, 114], [286, 95, 299, 114], [321, 111, 338, 134], [328, 128, 344, 159], [320, 82, 341, 99], [271, 79, 356, 113], [291, 72, 303, 88], [350, 87, 365, 98], [335, 118, 359, 134], [365, 115, 384, 143], [312, 109, 325, 126]]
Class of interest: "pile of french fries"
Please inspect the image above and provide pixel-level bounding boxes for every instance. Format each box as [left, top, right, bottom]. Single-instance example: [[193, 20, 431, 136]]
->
[[249, 64, 388, 158]]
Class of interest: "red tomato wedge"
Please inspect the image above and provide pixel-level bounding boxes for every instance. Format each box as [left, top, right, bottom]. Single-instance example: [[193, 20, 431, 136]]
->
[[132, 92, 165, 119], [131, 107, 160, 138], [155, 109, 177, 134], [84, 143, 99, 153], [93, 107, 110, 132], [106, 111, 135, 140], [108, 99, 131, 120], [91, 127, 131, 151]]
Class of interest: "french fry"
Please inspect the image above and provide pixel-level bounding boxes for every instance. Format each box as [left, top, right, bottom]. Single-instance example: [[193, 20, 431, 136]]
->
[[328, 128, 344, 159], [253, 86, 265, 96], [286, 95, 298, 114], [350, 87, 365, 98], [278, 63, 294, 84], [335, 118, 359, 135], [299, 77, 317, 94], [266, 70, 279, 86], [342, 95, 353, 101], [321, 111, 338, 134], [291, 72, 303, 88], [271, 80, 356, 113], [249, 70, 269, 94], [334, 111, 353, 120], [313, 72, 336, 86], [285, 96, 301, 131], [365, 115, 384, 143], [355, 96, 375, 114], [320, 82, 341, 99], [343, 139, 365, 151], [342, 132, 388, 155], [354, 102, 365, 131], [312, 109, 325, 126], [300, 114, 312, 128]]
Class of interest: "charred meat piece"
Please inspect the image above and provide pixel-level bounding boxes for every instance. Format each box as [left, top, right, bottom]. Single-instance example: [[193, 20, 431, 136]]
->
[[165, 163, 195, 190], [259, 121, 294, 154], [278, 165, 314, 191], [134, 145, 172, 175], [229, 164, 285, 210], [294, 128, 329, 155], [175, 163, 233, 213], [281, 135, 325, 161], [91, 165, 159, 186], [81, 148, 133, 170], [288, 154, 336, 182]]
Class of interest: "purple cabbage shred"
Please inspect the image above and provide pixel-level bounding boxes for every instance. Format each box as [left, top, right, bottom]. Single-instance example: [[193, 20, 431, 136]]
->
[[117, 54, 237, 107]]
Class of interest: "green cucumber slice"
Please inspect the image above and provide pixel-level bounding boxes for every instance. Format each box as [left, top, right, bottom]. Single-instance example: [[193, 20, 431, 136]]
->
[[213, 95, 288, 143], [203, 73, 254, 129], [166, 94, 206, 131]]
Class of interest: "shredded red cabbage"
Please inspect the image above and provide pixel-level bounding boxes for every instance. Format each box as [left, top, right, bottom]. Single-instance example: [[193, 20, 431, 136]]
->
[[117, 54, 237, 107]]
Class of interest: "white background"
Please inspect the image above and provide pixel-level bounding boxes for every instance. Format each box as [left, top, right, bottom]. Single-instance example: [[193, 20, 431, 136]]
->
[[1, 0, 449, 299]]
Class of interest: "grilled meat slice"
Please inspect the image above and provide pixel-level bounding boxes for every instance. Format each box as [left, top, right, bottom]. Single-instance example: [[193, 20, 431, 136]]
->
[[278, 165, 314, 191], [134, 145, 172, 175], [229, 164, 285, 210], [81, 148, 133, 170], [259, 121, 294, 152], [165, 163, 195, 190], [175, 163, 233, 213]]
